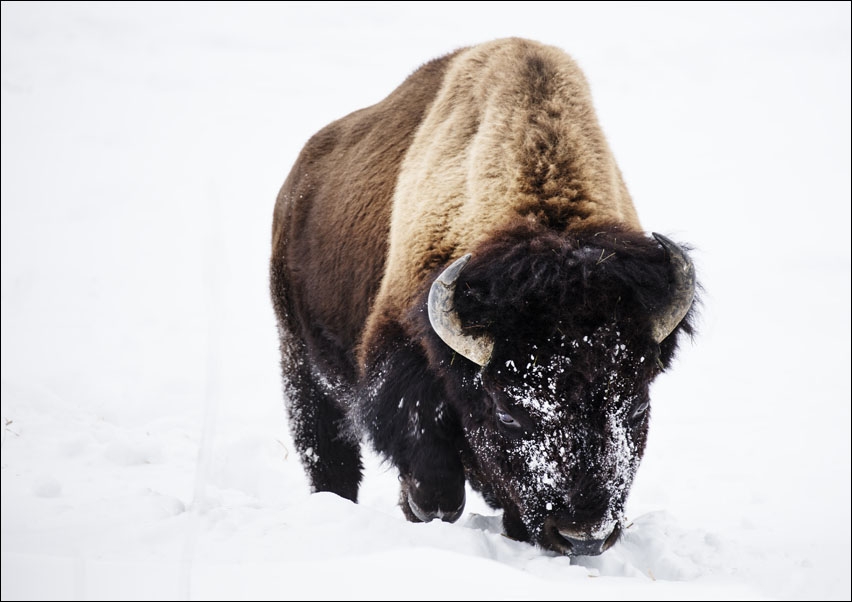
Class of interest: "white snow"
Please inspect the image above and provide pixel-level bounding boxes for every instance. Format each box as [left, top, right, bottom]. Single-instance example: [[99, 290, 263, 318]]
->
[[2, 2, 850, 600]]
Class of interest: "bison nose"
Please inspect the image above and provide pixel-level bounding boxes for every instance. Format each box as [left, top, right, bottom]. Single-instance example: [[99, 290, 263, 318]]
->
[[558, 525, 621, 556], [556, 529, 608, 556], [543, 516, 621, 556]]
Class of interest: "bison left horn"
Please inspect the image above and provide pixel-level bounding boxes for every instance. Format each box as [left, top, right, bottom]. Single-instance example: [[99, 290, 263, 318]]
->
[[428, 254, 494, 366], [650, 233, 696, 343]]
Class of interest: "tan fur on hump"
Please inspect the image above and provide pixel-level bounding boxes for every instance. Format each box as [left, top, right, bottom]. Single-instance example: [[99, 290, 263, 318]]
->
[[368, 38, 642, 335]]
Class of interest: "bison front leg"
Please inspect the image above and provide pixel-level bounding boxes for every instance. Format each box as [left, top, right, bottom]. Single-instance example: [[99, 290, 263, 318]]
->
[[358, 332, 466, 523], [398, 454, 466, 524]]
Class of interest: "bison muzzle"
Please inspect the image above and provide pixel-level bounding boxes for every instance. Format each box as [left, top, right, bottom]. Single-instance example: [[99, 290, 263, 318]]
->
[[270, 38, 697, 556]]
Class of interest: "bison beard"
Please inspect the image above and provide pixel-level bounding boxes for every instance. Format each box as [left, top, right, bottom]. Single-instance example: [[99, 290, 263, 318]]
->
[[270, 38, 698, 556]]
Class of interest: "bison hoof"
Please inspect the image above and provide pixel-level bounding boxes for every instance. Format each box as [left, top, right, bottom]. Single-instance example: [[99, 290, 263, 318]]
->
[[399, 478, 465, 524]]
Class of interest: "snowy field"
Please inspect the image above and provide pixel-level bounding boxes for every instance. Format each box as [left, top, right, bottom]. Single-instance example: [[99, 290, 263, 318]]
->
[[1, 2, 850, 600]]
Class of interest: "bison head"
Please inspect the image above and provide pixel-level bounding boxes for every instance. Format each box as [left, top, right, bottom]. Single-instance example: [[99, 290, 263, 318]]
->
[[427, 225, 695, 555]]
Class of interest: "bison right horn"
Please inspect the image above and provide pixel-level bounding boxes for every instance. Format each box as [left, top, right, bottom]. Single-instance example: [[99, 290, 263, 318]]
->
[[428, 254, 494, 366], [649, 233, 696, 343]]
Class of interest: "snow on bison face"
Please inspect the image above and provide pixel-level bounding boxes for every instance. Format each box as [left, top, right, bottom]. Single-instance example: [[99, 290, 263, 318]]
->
[[427, 231, 694, 555], [466, 323, 656, 555]]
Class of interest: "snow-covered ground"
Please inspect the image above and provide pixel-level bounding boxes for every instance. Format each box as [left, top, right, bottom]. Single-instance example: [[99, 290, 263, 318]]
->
[[1, 2, 849, 599]]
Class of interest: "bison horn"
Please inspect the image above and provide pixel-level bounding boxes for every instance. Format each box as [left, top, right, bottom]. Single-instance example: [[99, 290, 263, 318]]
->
[[428, 254, 494, 366], [650, 233, 696, 343]]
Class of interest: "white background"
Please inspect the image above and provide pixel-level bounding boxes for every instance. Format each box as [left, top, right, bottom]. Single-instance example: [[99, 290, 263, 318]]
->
[[2, 2, 849, 599]]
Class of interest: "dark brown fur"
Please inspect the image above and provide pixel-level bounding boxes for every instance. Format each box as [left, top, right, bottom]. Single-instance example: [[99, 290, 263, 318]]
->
[[270, 38, 696, 554], [272, 51, 462, 380], [270, 50, 462, 498]]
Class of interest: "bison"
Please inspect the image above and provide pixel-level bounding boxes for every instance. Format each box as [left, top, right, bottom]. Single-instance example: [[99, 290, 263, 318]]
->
[[270, 38, 697, 556]]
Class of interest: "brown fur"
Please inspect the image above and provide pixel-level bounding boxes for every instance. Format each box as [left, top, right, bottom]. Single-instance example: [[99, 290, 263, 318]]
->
[[272, 38, 641, 380], [269, 40, 682, 541], [271, 49, 462, 380], [370, 38, 641, 352]]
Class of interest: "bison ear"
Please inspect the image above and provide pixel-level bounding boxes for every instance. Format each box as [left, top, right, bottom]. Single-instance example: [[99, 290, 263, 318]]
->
[[649, 233, 696, 343], [428, 254, 495, 366]]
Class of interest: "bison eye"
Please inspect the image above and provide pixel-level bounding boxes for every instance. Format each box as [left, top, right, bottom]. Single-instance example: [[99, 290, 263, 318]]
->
[[630, 400, 650, 422], [496, 409, 522, 428]]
